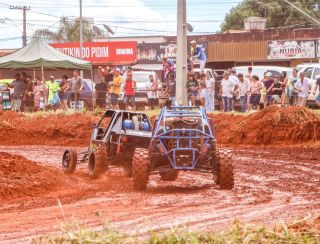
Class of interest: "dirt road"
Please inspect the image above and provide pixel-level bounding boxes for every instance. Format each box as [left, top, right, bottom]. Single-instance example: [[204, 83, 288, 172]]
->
[[0, 145, 319, 243]]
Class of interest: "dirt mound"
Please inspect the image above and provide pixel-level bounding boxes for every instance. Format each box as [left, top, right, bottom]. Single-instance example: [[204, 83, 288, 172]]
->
[[0, 152, 63, 201], [212, 106, 320, 145], [0, 111, 93, 146], [0, 107, 319, 147]]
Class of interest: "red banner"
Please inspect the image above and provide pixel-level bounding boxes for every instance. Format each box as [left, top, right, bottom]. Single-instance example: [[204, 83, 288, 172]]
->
[[50, 41, 137, 64]]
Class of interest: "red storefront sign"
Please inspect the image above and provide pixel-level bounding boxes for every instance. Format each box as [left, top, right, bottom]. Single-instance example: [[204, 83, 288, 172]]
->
[[50, 41, 137, 64]]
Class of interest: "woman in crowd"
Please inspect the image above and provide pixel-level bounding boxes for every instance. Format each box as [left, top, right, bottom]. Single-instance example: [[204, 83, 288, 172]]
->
[[280, 71, 289, 107], [199, 74, 207, 107], [186, 73, 199, 106], [24, 75, 34, 112], [250, 75, 263, 111], [204, 72, 215, 112], [59, 75, 69, 110], [33, 77, 47, 111]]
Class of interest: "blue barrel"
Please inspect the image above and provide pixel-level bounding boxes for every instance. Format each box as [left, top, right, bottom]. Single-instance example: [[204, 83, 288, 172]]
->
[[123, 119, 133, 130], [142, 119, 150, 131]]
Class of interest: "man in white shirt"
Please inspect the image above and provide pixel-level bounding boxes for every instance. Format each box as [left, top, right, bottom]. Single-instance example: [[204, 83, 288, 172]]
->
[[294, 72, 310, 106], [229, 68, 240, 110], [229, 68, 240, 85], [237, 73, 251, 113], [220, 71, 236, 112]]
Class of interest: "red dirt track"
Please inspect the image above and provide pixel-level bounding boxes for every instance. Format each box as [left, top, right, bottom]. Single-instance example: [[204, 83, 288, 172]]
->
[[0, 107, 319, 242]]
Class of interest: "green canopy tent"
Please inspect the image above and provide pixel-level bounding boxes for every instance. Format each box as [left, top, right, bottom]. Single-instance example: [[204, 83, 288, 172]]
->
[[0, 38, 92, 71], [0, 38, 95, 109]]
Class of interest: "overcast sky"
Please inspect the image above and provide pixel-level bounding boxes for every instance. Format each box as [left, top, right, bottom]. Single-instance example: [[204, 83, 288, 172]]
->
[[0, 0, 241, 49]]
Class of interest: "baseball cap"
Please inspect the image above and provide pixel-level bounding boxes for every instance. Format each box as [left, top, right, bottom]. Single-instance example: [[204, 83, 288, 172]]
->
[[266, 72, 272, 77], [190, 40, 196, 44]]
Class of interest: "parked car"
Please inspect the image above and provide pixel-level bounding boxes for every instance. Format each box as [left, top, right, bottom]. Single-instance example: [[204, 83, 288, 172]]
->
[[234, 66, 293, 80], [297, 63, 320, 107], [118, 71, 157, 109], [55, 79, 96, 109]]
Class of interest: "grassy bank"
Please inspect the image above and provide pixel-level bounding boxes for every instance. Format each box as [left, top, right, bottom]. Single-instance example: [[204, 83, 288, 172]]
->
[[34, 215, 320, 243]]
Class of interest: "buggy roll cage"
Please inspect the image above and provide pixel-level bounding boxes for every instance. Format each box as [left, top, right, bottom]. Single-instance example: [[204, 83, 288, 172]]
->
[[152, 106, 215, 170]]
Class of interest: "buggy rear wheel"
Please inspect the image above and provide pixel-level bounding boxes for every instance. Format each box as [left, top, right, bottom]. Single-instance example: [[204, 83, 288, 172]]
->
[[88, 147, 107, 179], [216, 149, 234, 189], [132, 148, 149, 190], [62, 149, 77, 174], [160, 171, 178, 181]]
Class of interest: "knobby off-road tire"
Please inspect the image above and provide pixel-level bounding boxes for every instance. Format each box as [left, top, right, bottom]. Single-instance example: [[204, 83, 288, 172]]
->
[[88, 146, 107, 179], [62, 149, 77, 174], [217, 149, 234, 189], [160, 171, 179, 181], [132, 148, 149, 191]]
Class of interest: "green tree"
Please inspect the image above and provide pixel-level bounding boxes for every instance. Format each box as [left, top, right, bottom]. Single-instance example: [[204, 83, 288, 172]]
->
[[33, 17, 104, 42], [221, 0, 320, 31]]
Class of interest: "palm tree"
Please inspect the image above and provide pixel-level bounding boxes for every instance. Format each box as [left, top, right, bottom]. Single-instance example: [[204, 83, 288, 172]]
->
[[33, 17, 104, 42]]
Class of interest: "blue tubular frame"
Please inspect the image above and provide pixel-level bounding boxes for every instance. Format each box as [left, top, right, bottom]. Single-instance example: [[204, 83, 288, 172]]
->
[[153, 106, 214, 170]]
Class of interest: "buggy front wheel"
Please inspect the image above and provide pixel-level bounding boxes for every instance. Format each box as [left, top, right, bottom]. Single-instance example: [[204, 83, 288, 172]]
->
[[215, 149, 234, 189], [62, 149, 77, 174], [88, 147, 107, 179], [132, 148, 149, 190]]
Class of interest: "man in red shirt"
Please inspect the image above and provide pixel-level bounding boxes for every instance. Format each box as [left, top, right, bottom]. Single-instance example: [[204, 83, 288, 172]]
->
[[124, 71, 136, 110]]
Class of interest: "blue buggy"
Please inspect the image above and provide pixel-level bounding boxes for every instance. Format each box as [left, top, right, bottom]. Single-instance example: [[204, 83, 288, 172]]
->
[[132, 106, 234, 190]]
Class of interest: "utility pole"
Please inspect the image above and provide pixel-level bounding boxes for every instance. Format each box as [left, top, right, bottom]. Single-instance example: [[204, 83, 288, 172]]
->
[[176, 0, 188, 106], [79, 0, 83, 78], [10, 5, 30, 47]]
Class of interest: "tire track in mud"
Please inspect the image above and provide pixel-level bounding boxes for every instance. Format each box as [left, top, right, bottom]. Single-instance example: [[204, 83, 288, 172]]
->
[[0, 146, 319, 243]]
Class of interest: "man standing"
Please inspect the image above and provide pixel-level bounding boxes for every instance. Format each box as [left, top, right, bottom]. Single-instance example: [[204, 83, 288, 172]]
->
[[124, 71, 136, 110], [229, 68, 240, 110], [237, 73, 251, 113], [245, 66, 253, 79], [271, 76, 283, 104], [294, 72, 310, 106], [264, 72, 275, 106], [104, 66, 114, 85], [220, 72, 236, 112], [290, 68, 299, 105], [95, 76, 108, 108], [11, 73, 25, 112], [191, 40, 207, 73], [313, 76, 320, 107], [109, 69, 122, 109], [162, 56, 175, 80], [69, 70, 83, 105], [167, 73, 176, 107]]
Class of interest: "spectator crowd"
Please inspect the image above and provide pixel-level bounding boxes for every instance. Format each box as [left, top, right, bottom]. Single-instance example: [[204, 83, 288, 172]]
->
[[217, 67, 320, 113], [1, 64, 320, 113]]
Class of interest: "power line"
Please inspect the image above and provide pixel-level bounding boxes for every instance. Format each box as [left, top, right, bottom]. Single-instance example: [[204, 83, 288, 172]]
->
[[282, 0, 320, 26]]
